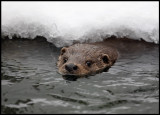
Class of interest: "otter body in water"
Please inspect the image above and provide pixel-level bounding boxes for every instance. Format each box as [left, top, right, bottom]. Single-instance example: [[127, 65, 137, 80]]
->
[[57, 41, 118, 77], [57, 37, 157, 80]]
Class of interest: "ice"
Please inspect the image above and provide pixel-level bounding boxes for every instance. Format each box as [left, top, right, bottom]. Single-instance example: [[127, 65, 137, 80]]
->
[[2, 2, 159, 47]]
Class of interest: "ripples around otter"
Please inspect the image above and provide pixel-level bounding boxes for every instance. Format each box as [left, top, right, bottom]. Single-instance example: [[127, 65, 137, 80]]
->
[[1, 38, 159, 114]]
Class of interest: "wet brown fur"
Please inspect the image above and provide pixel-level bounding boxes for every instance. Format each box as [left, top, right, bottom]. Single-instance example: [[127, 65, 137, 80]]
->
[[57, 36, 157, 77], [57, 41, 118, 77]]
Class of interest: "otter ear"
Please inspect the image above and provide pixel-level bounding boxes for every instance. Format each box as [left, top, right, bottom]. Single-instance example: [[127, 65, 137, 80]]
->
[[60, 47, 68, 55], [101, 54, 110, 64]]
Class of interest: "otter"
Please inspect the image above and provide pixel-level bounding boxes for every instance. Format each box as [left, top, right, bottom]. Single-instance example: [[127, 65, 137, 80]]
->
[[57, 40, 119, 78], [57, 36, 157, 80]]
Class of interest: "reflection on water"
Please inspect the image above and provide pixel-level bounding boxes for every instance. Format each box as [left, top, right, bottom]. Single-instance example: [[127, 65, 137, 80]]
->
[[1, 38, 159, 114]]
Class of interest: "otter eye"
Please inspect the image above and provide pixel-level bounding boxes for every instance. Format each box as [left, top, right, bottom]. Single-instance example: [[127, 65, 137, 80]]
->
[[86, 61, 92, 67], [63, 57, 68, 63]]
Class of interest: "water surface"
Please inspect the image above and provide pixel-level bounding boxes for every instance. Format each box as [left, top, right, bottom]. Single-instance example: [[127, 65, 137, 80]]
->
[[1, 38, 159, 114]]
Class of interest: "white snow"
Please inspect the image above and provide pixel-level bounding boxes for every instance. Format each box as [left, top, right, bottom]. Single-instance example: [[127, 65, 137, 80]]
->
[[2, 2, 159, 47]]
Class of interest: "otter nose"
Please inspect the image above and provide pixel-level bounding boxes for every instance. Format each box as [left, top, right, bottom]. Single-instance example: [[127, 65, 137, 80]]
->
[[65, 63, 78, 72]]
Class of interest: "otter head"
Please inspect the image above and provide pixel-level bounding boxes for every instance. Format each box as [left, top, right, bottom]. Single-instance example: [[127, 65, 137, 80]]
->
[[57, 44, 117, 78]]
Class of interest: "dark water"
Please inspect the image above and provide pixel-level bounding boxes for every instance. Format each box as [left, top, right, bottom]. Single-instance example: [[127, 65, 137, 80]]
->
[[1, 38, 159, 114]]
